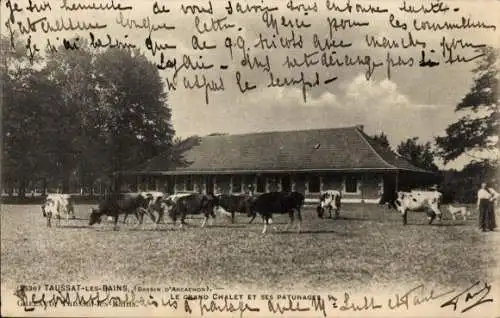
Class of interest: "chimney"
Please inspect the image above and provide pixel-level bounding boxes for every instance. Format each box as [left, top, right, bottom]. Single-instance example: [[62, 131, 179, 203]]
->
[[356, 125, 364, 131]]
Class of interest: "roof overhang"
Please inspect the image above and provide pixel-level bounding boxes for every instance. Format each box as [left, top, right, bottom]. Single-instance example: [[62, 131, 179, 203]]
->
[[116, 167, 435, 176]]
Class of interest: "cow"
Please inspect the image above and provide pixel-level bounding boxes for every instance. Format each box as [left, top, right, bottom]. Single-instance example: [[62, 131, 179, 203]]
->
[[88, 193, 154, 230], [163, 193, 216, 229], [395, 190, 443, 225], [248, 191, 305, 234], [447, 204, 471, 222], [135, 191, 166, 226], [42, 194, 75, 227], [212, 194, 256, 224], [316, 190, 342, 219]]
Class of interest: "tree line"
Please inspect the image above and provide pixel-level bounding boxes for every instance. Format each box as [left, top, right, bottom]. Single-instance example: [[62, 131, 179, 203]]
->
[[1, 36, 186, 197], [1, 34, 498, 203]]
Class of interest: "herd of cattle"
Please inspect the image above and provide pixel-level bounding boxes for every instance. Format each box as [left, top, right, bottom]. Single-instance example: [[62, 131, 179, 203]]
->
[[40, 188, 471, 234]]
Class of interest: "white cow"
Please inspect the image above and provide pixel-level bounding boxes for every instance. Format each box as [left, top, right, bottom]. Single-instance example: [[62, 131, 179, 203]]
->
[[316, 190, 342, 219], [42, 194, 75, 227], [139, 191, 167, 225], [395, 190, 443, 225], [447, 204, 471, 222]]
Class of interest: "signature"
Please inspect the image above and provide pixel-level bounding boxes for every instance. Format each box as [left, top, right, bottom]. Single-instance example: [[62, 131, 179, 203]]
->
[[440, 281, 493, 313], [388, 284, 455, 310]]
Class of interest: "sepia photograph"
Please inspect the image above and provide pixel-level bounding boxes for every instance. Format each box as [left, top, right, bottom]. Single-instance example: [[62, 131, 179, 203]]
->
[[1, 0, 499, 316]]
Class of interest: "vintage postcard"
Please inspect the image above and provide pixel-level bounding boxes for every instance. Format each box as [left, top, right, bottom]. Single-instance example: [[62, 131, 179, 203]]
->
[[1, 0, 499, 317]]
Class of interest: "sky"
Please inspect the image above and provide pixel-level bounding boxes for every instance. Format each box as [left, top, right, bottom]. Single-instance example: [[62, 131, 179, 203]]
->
[[2, 0, 499, 170]]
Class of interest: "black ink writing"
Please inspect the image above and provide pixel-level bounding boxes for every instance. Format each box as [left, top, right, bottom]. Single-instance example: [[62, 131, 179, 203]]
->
[[153, 1, 169, 14], [267, 71, 320, 103], [441, 281, 493, 313], [181, 1, 213, 15], [192, 35, 216, 50], [339, 293, 383, 311], [116, 12, 175, 31], [60, 0, 132, 11], [26, 0, 51, 13], [89, 32, 136, 49], [388, 284, 455, 310], [236, 71, 257, 93], [198, 298, 260, 317], [145, 33, 176, 56], [413, 17, 497, 31], [399, 0, 450, 14], [195, 15, 235, 34]]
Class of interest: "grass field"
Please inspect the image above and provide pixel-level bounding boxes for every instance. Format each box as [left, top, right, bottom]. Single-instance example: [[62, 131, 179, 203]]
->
[[1, 203, 498, 294]]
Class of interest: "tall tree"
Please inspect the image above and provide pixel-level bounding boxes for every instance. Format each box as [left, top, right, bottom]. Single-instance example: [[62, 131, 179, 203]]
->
[[1, 36, 46, 197], [95, 48, 175, 188], [397, 137, 438, 171], [370, 132, 391, 150], [41, 38, 101, 192], [435, 46, 499, 165]]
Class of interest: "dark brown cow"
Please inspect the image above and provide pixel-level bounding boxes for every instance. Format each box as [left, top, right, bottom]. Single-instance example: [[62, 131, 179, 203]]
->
[[212, 194, 256, 224], [88, 193, 153, 230], [249, 191, 305, 234], [164, 193, 216, 229]]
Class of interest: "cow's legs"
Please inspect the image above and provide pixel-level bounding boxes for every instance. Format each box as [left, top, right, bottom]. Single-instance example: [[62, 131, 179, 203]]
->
[[402, 210, 408, 225], [231, 211, 235, 224], [47, 215, 52, 227], [296, 208, 302, 233], [201, 215, 208, 228], [262, 218, 269, 234], [285, 211, 294, 231], [427, 210, 436, 225], [122, 213, 129, 224], [69, 205, 76, 219], [180, 215, 186, 230], [210, 209, 216, 226], [56, 215, 61, 227], [328, 206, 333, 219], [113, 215, 119, 231], [248, 214, 256, 224]]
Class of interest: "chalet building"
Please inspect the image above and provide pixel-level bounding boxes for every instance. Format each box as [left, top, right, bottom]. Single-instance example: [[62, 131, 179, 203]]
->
[[117, 125, 438, 203]]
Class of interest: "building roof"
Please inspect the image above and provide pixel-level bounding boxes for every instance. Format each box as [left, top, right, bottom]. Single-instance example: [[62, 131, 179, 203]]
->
[[124, 126, 434, 175]]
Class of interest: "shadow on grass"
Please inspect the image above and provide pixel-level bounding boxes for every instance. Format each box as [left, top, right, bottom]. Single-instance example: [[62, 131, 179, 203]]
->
[[207, 224, 248, 228], [273, 229, 351, 235], [56, 225, 91, 229], [406, 223, 469, 227], [322, 216, 367, 221]]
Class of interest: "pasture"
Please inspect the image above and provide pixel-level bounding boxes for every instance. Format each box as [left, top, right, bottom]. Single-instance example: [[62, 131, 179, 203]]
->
[[1, 203, 498, 294]]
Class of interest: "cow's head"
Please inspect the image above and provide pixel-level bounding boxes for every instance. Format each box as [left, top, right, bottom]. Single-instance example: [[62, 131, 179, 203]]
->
[[88, 208, 102, 226], [43, 199, 57, 215], [465, 208, 472, 217], [163, 198, 177, 217]]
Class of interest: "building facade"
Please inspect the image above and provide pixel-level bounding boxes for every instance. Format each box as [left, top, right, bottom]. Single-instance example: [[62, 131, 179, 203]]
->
[[118, 125, 438, 203]]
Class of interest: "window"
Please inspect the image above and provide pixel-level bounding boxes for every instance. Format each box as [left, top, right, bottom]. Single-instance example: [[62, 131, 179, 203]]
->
[[281, 175, 291, 192], [176, 176, 185, 192], [147, 177, 156, 191], [345, 176, 358, 193], [186, 175, 193, 191], [256, 176, 266, 193], [308, 176, 320, 193], [232, 176, 242, 193]]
